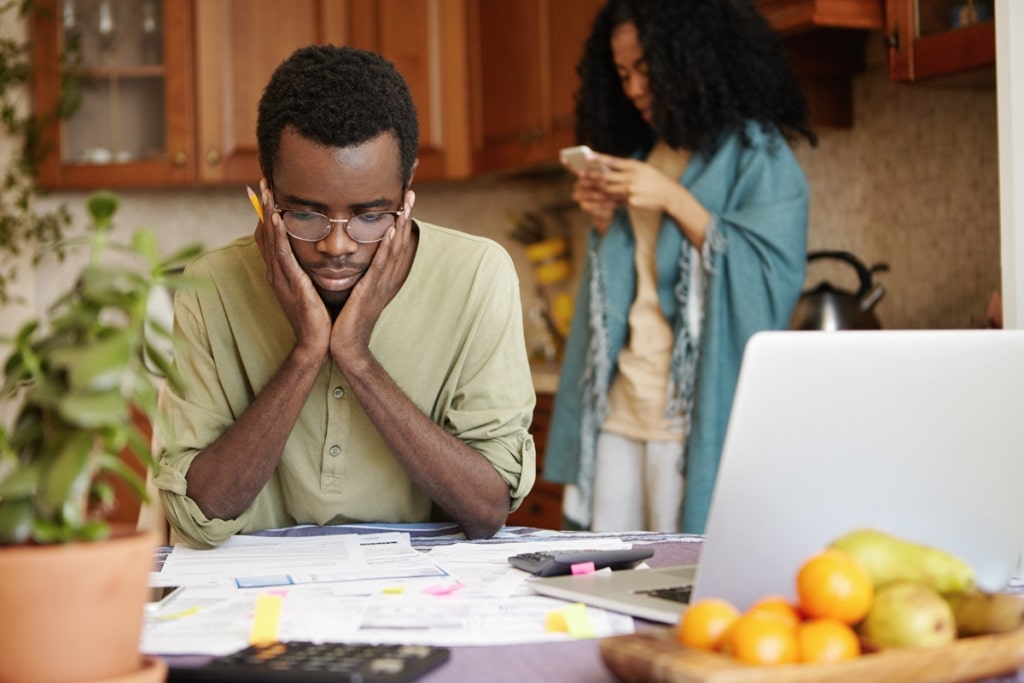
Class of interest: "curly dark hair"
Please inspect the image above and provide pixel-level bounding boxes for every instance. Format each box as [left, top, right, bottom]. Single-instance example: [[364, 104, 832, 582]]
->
[[575, 0, 816, 157], [257, 45, 419, 187]]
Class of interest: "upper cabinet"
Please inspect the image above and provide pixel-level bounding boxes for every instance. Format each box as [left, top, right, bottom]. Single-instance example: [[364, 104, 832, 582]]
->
[[884, 0, 995, 81], [191, 1, 352, 185], [32, 0, 196, 189], [754, 0, 884, 128], [465, 0, 605, 175], [755, 0, 884, 34], [31, 0, 603, 189]]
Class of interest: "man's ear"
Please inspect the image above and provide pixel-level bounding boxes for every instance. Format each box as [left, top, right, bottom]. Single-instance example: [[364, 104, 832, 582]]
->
[[404, 189, 416, 220]]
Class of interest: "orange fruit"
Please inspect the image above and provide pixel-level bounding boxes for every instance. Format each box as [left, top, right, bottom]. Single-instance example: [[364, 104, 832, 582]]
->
[[747, 595, 802, 630], [796, 548, 874, 625], [727, 612, 799, 665], [797, 617, 861, 663], [676, 598, 740, 651]]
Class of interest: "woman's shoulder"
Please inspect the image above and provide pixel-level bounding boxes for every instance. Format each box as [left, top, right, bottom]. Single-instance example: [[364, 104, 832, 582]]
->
[[716, 120, 788, 153]]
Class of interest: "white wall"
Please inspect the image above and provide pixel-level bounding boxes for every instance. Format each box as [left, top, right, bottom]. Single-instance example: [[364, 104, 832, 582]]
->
[[997, 0, 1024, 329]]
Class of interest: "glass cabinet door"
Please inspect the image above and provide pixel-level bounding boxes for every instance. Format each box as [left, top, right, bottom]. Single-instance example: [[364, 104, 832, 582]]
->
[[886, 0, 995, 81], [32, 0, 193, 189]]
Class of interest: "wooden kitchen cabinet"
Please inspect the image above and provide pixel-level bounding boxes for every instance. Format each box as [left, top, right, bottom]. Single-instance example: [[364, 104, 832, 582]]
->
[[507, 392, 566, 530], [31, 0, 196, 189], [347, 0, 607, 179], [32, 0, 604, 189], [192, 1, 354, 185], [884, 0, 994, 82], [753, 0, 884, 128], [466, 0, 605, 174], [755, 0, 884, 34]]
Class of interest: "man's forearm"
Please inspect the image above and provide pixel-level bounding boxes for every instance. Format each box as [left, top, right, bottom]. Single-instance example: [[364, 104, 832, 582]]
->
[[184, 350, 324, 520], [340, 353, 510, 538]]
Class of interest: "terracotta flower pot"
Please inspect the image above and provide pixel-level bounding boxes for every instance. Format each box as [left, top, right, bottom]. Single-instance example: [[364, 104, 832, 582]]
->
[[0, 527, 159, 683]]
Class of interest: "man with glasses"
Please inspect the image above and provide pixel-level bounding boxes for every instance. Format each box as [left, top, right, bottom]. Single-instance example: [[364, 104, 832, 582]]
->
[[154, 45, 536, 548]]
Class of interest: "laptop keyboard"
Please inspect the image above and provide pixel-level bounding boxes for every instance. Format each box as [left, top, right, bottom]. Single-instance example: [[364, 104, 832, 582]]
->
[[637, 585, 693, 604]]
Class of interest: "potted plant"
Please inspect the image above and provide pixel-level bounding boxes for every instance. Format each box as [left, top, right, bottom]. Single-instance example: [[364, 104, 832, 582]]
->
[[0, 191, 201, 683]]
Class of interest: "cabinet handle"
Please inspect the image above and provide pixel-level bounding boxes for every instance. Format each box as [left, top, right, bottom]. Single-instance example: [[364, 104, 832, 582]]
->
[[883, 31, 900, 51], [172, 150, 187, 167], [206, 147, 221, 166]]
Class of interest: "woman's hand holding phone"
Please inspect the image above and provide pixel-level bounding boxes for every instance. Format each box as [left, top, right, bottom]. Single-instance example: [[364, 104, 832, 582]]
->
[[559, 145, 610, 174]]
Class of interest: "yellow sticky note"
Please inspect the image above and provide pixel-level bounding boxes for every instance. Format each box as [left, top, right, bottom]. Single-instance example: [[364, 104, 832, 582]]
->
[[545, 609, 569, 633], [249, 594, 283, 646], [246, 185, 265, 222], [562, 602, 596, 639]]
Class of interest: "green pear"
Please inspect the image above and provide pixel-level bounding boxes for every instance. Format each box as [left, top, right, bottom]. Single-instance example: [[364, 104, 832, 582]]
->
[[829, 528, 974, 595], [859, 582, 957, 648]]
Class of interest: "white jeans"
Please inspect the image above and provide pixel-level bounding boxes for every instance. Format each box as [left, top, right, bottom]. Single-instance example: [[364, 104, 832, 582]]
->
[[589, 431, 685, 532]]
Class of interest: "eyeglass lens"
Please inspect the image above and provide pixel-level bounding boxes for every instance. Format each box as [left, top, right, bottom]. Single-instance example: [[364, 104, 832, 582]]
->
[[282, 210, 399, 243]]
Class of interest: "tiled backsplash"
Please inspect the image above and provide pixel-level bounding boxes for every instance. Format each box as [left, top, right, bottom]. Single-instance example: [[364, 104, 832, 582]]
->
[[794, 36, 999, 330], [20, 39, 1000, 354]]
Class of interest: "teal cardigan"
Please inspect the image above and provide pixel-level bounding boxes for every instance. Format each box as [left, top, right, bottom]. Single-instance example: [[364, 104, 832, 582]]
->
[[543, 122, 809, 533]]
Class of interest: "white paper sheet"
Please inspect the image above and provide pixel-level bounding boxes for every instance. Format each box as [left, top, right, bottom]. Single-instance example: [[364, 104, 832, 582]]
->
[[143, 533, 644, 654]]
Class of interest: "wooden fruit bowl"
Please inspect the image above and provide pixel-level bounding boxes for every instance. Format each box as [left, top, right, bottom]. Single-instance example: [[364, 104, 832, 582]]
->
[[600, 626, 1024, 683]]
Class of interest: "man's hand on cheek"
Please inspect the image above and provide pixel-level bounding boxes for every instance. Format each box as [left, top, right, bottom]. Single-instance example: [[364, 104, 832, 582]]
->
[[256, 180, 332, 360], [331, 191, 416, 367]]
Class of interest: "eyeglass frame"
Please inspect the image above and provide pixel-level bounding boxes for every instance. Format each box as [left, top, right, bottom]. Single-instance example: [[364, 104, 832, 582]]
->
[[272, 204, 407, 244]]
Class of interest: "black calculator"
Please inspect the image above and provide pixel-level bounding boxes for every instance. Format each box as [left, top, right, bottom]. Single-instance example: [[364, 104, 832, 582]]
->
[[507, 546, 655, 577], [167, 641, 450, 683]]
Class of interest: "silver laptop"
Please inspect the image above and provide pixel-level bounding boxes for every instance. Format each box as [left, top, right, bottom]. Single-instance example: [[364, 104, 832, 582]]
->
[[529, 330, 1024, 623]]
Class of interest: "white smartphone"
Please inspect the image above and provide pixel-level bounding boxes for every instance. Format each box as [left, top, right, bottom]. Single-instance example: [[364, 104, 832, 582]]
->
[[559, 145, 607, 173]]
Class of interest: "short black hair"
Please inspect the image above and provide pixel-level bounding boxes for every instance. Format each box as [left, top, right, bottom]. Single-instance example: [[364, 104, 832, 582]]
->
[[257, 45, 419, 187], [576, 0, 816, 157]]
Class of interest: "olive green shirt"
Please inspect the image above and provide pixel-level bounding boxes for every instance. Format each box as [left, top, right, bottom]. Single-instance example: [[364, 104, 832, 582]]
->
[[155, 221, 536, 548]]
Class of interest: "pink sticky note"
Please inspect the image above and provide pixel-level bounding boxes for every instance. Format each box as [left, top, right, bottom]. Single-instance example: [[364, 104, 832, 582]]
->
[[570, 561, 596, 575], [422, 582, 465, 596]]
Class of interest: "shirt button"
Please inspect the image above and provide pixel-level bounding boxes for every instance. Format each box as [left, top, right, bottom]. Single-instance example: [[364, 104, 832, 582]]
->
[[328, 445, 341, 457], [333, 386, 345, 399]]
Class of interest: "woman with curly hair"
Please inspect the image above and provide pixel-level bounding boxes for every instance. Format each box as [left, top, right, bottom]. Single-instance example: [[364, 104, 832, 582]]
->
[[544, 0, 816, 534]]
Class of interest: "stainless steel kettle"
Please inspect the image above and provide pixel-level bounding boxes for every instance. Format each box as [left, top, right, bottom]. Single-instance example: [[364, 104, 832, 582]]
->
[[790, 250, 889, 331]]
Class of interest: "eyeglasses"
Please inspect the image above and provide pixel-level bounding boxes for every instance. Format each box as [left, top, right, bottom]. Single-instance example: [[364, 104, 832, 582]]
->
[[273, 205, 405, 244]]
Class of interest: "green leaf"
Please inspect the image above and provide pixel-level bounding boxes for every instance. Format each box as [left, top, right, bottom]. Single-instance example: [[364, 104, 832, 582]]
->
[[0, 499, 35, 544], [38, 430, 92, 518], [131, 228, 159, 267], [143, 337, 181, 385], [32, 517, 68, 544], [0, 460, 41, 498], [160, 243, 204, 271], [79, 264, 145, 302], [50, 330, 133, 392], [76, 520, 111, 542], [91, 479, 114, 510], [57, 388, 128, 428], [86, 191, 119, 230], [96, 452, 148, 500]]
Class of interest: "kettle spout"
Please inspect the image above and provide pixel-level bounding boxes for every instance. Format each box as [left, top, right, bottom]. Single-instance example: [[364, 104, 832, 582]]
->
[[860, 284, 886, 312]]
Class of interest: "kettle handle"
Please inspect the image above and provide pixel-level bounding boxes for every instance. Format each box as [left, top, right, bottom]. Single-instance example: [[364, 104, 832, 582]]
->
[[807, 250, 886, 299]]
